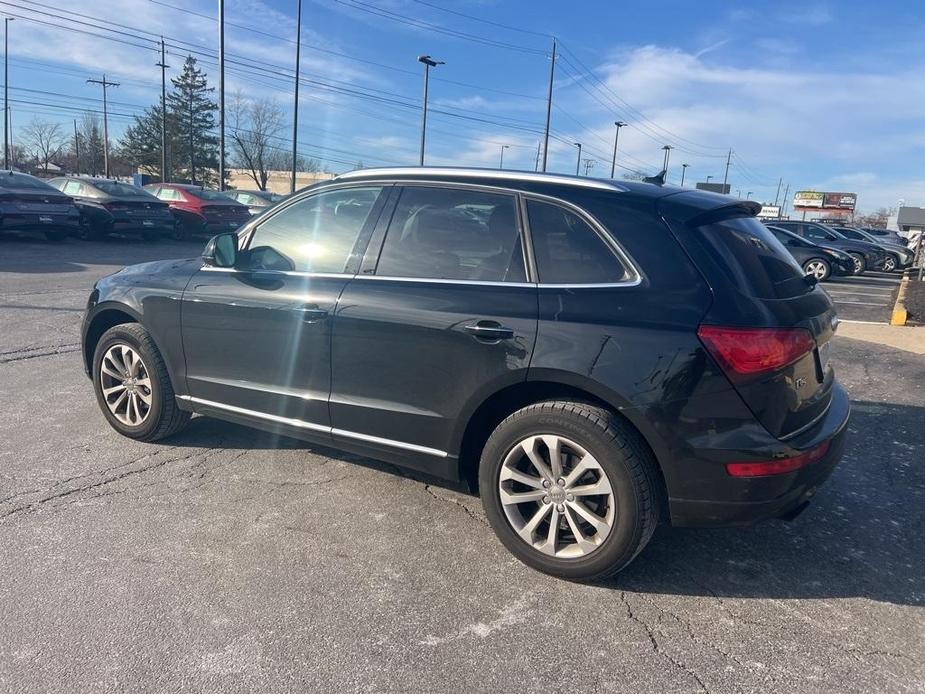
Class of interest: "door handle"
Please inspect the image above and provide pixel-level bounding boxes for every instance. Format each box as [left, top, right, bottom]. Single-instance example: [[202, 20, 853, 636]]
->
[[464, 321, 514, 341], [296, 305, 329, 323]]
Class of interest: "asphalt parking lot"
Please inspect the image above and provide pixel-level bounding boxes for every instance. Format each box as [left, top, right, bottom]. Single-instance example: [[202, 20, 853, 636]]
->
[[823, 271, 901, 323], [1, 235, 923, 693]]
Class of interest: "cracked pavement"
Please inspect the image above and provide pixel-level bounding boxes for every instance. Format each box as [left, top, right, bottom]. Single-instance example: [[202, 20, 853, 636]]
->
[[1, 237, 923, 693]]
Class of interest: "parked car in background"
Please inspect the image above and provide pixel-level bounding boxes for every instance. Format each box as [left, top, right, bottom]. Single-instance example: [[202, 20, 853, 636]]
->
[[831, 226, 914, 273], [766, 225, 856, 280], [144, 183, 251, 239], [0, 170, 79, 241], [770, 220, 887, 274], [224, 189, 285, 215], [81, 168, 849, 580], [860, 227, 904, 246], [47, 177, 173, 242]]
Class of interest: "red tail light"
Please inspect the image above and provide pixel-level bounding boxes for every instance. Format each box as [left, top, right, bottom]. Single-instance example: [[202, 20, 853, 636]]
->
[[697, 325, 815, 376], [726, 440, 831, 477]]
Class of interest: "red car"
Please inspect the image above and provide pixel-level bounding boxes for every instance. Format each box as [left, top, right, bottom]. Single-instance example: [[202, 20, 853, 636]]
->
[[144, 183, 250, 240]]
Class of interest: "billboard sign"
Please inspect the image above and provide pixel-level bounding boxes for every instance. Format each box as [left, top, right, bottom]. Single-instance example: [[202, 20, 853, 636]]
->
[[823, 192, 857, 210], [794, 191, 824, 208], [757, 205, 781, 218]]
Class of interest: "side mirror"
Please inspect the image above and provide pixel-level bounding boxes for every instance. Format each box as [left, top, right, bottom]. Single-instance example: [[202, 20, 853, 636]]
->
[[202, 232, 238, 268]]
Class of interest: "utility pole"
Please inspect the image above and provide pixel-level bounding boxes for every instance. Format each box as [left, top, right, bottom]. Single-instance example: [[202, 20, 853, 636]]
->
[[189, 91, 195, 184], [541, 37, 556, 172], [680, 163, 689, 186], [534, 141, 541, 171], [610, 120, 626, 178], [774, 177, 782, 206], [417, 55, 443, 166], [218, 0, 225, 189], [573, 142, 582, 175], [582, 158, 594, 176], [291, 0, 302, 193], [780, 183, 790, 217], [3, 17, 11, 170], [73, 119, 80, 175], [86, 74, 119, 178], [498, 144, 509, 169], [661, 145, 673, 179], [156, 37, 169, 183], [723, 147, 732, 188]]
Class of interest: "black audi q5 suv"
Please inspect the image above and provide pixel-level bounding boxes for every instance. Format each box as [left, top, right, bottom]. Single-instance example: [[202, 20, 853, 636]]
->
[[81, 168, 849, 580]]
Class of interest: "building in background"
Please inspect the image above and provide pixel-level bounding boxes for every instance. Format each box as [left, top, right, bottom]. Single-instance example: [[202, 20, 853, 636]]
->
[[792, 190, 857, 222], [757, 204, 782, 219], [226, 169, 335, 194], [695, 182, 731, 194], [896, 206, 925, 239]]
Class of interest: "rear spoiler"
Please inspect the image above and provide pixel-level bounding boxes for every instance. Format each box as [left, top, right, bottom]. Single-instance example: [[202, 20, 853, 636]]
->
[[685, 200, 762, 229]]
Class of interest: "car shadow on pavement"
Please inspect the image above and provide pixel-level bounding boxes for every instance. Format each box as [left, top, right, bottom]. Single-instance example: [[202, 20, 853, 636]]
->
[[0, 236, 204, 273], [167, 399, 924, 607]]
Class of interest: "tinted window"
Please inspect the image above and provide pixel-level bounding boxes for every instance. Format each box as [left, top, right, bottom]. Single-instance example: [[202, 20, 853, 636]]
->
[[93, 181, 151, 198], [696, 216, 808, 299], [527, 199, 627, 284], [242, 186, 381, 273], [0, 173, 56, 190], [804, 224, 836, 241], [769, 227, 808, 247], [375, 187, 526, 282], [187, 187, 233, 201], [155, 188, 181, 201]]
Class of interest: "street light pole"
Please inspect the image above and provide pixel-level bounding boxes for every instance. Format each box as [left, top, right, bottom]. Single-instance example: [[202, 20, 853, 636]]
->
[[290, 0, 302, 193], [609, 120, 626, 178], [661, 144, 672, 177], [218, 0, 225, 190], [746, 191, 753, 200], [3, 17, 12, 170], [417, 55, 443, 166], [541, 38, 556, 172], [499, 144, 509, 169], [573, 142, 582, 175], [680, 163, 689, 186], [156, 37, 169, 183]]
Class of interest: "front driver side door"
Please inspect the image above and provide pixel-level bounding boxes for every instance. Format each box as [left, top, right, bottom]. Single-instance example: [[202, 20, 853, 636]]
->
[[180, 185, 387, 431]]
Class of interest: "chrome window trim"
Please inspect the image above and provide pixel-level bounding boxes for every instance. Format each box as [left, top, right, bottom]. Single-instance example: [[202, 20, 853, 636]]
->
[[335, 166, 629, 194], [355, 275, 535, 289], [177, 395, 447, 458], [199, 266, 352, 279]]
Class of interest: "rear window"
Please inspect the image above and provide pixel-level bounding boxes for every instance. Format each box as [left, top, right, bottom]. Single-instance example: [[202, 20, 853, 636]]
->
[[187, 187, 233, 201], [0, 173, 56, 190], [697, 216, 809, 299], [93, 181, 152, 198]]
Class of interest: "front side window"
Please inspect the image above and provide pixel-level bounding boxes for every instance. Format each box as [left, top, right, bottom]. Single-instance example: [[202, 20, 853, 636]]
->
[[526, 199, 627, 284], [804, 224, 835, 241], [241, 186, 382, 273], [375, 186, 526, 282]]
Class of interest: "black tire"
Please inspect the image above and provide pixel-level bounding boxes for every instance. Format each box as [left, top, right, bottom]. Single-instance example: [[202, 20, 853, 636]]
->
[[802, 257, 831, 282], [92, 323, 190, 441], [882, 255, 897, 273], [170, 221, 189, 241], [849, 252, 866, 275], [78, 216, 105, 241], [479, 401, 660, 581], [44, 229, 67, 242]]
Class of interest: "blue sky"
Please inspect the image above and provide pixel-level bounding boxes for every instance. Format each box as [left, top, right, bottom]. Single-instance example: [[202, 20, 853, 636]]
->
[[5, 0, 925, 211]]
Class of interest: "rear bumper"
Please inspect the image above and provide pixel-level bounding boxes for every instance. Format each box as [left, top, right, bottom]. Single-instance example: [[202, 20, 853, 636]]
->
[[668, 382, 850, 527], [111, 218, 175, 235], [1, 212, 80, 232]]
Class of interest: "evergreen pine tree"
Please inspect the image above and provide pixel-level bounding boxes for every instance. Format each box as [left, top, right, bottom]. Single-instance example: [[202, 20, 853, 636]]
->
[[166, 56, 219, 186]]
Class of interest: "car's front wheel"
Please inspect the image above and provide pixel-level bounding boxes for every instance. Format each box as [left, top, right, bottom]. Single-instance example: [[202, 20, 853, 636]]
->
[[882, 255, 897, 272], [479, 401, 660, 581], [803, 258, 830, 282], [92, 323, 190, 441], [849, 252, 866, 274]]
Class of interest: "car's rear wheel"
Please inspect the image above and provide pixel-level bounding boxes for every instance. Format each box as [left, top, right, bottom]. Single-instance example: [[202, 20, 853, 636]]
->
[[849, 252, 866, 274], [170, 221, 189, 241], [803, 258, 830, 281], [92, 323, 190, 441], [479, 401, 660, 581], [78, 217, 104, 241], [882, 255, 897, 272]]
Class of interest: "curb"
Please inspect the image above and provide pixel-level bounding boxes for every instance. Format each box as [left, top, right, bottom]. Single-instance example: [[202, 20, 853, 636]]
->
[[890, 274, 910, 326]]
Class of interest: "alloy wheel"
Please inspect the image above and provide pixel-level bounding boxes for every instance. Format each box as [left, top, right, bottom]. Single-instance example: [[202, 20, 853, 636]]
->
[[883, 256, 896, 272], [498, 435, 615, 559], [852, 255, 863, 273], [805, 261, 828, 280], [99, 344, 153, 426]]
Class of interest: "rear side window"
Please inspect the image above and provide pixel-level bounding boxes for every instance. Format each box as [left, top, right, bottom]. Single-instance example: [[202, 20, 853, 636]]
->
[[375, 186, 526, 282], [526, 199, 627, 284], [696, 216, 808, 299], [803, 224, 836, 242]]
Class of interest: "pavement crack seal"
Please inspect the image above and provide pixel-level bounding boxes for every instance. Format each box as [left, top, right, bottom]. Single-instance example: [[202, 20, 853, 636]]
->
[[423, 484, 489, 527], [620, 590, 709, 693], [0, 343, 81, 364]]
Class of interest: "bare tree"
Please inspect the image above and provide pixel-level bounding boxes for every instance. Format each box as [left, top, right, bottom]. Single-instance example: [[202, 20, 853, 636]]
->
[[853, 206, 895, 228], [23, 118, 67, 173], [229, 92, 286, 190]]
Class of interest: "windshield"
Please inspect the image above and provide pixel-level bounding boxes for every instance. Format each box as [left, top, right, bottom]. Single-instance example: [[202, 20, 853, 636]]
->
[[93, 181, 153, 198], [188, 187, 236, 201]]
